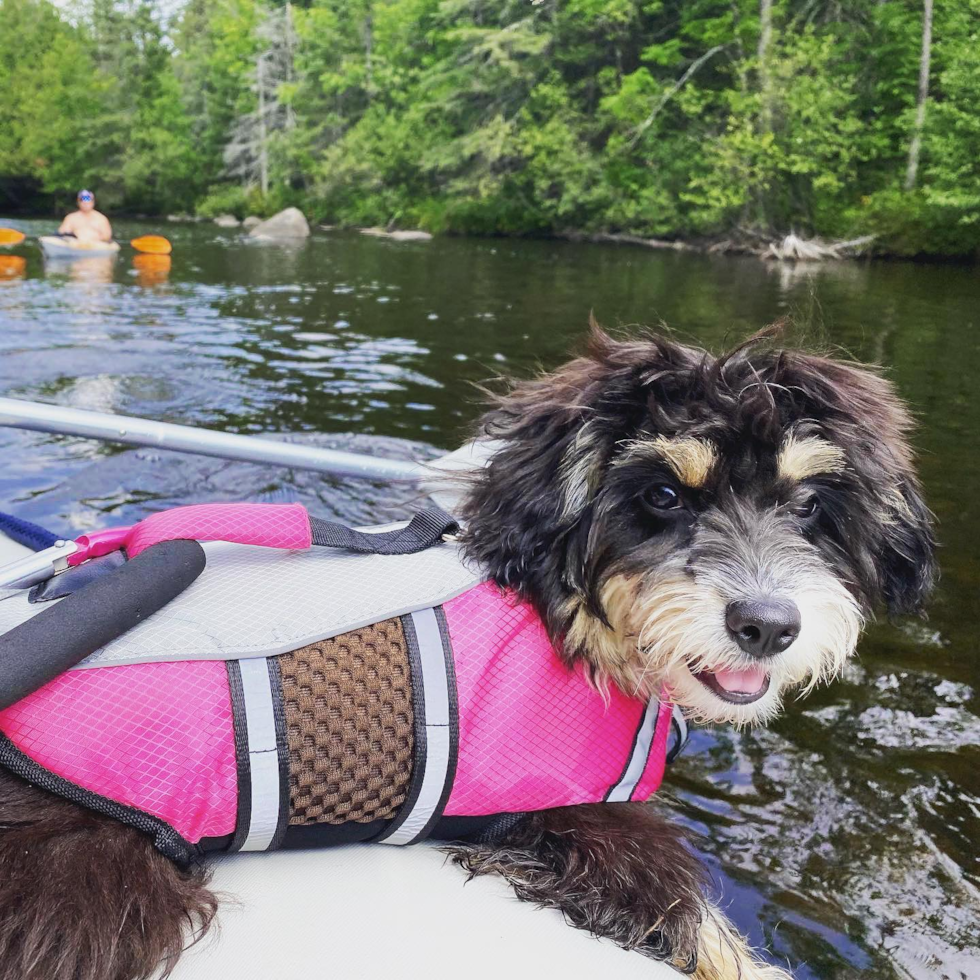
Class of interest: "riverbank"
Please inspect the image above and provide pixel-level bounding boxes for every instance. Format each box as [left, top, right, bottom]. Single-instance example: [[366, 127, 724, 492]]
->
[[184, 211, 978, 264], [7, 205, 974, 264], [556, 229, 885, 262]]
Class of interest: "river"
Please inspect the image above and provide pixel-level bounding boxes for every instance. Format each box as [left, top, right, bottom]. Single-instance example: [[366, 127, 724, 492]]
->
[[0, 218, 976, 979]]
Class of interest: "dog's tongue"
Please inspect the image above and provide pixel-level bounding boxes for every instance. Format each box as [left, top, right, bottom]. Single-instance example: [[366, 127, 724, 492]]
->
[[711, 666, 768, 695]]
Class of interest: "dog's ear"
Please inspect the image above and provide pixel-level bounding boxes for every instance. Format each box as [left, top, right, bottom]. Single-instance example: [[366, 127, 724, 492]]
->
[[877, 474, 936, 616], [462, 324, 700, 622], [783, 354, 937, 616]]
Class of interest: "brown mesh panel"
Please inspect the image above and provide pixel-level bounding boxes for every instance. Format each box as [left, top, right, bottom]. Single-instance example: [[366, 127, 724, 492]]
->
[[277, 619, 414, 825]]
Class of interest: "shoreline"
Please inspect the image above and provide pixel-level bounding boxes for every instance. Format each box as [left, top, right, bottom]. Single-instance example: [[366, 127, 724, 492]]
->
[[5, 211, 976, 265]]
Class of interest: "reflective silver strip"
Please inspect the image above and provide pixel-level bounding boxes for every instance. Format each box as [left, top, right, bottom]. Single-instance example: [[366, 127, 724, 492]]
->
[[672, 704, 688, 749], [237, 657, 283, 851], [606, 697, 660, 802], [382, 607, 452, 845]]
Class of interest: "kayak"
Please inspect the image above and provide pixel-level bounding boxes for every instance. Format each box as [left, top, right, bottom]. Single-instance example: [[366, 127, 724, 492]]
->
[[0, 514, 677, 980], [38, 235, 120, 259]]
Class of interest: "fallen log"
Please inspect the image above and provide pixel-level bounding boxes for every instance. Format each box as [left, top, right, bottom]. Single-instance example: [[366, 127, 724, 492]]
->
[[559, 231, 692, 251], [764, 233, 877, 261], [360, 227, 433, 242]]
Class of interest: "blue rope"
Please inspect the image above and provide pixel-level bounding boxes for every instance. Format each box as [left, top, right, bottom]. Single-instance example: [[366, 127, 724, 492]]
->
[[0, 512, 59, 552]]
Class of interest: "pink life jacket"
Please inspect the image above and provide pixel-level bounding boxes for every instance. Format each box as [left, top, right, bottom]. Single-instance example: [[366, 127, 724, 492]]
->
[[0, 504, 678, 862]]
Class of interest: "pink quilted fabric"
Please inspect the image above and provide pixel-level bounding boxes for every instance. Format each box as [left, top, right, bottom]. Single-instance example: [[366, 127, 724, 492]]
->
[[0, 661, 238, 843], [126, 502, 312, 557], [443, 582, 666, 816]]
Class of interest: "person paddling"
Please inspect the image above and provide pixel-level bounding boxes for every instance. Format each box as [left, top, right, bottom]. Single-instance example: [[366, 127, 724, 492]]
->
[[58, 190, 112, 244]]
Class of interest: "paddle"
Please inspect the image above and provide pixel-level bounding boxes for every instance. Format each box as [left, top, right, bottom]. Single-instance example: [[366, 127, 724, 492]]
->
[[129, 234, 172, 255], [0, 228, 172, 254]]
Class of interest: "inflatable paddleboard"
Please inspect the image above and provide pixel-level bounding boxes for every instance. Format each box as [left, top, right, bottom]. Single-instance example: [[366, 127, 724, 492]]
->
[[38, 236, 121, 259]]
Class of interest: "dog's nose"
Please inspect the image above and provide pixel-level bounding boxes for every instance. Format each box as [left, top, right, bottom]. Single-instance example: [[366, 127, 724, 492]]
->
[[725, 598, 801, 658]]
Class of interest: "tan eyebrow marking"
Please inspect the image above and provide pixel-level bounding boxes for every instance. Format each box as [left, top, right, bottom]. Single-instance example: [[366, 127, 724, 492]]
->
[[619, 436, 719, 489], [777, 434, 846, 481]]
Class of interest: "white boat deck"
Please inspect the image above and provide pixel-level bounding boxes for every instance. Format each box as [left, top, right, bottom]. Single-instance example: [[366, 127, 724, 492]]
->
[[0, 530, 678, 980]]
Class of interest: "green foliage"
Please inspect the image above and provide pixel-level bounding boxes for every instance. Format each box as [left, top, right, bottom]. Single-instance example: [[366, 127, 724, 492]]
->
[[195, 184, 251, 218], [683, 30, 864, 235], [0, 0, 977, 257], [855, 188, 974, 258], [0, 0, 108, 194], [919, 0, 980, 250]]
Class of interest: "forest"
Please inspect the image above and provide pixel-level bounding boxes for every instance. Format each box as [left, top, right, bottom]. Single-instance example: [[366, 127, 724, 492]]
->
[[0, 0, 977, 257]]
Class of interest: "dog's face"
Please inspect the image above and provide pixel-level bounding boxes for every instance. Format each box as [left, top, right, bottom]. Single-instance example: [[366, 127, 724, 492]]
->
[[462, 327, 936, 727]]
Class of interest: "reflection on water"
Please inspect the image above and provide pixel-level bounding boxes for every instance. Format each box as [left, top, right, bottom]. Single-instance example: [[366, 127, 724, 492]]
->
[[132, 253, 172, 288], [44, 254, 116, 284], [0, 254, 26, 281], [0, 218, 977, 980]]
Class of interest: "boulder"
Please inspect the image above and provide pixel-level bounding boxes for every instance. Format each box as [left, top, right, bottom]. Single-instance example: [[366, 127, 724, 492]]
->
[[214, 214, 241, 228], [242, 215, 262, 230], [249, 207, 310, 240]]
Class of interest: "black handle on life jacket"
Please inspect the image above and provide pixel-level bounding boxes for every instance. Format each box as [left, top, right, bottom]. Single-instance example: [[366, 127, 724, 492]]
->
[[0, 539, 206, 711], [309, 507, 459, 555]]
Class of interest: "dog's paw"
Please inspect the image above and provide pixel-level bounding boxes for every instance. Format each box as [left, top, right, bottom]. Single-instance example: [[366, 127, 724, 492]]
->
[[447, 804, 794, 978], [623, 891, 701, 973], [629, 891, 701, 970], [448, 804, 711, 968], [691, 905, 794, 980]]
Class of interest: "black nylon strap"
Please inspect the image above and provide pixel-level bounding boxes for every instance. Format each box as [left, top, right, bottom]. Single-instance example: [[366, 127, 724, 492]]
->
[[224, 660, 253, 854], [665, 708, 689, 765], [0, 734, 197, 865], [473, 811, 529, 845], [309, 508, 459, 556]]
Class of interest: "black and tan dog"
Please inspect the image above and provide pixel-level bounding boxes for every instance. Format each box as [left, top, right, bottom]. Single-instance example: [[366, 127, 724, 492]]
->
[[0, 326, 935, 980]]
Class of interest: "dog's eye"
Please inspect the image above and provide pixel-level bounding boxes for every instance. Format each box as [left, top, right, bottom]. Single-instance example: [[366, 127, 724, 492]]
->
[[791, 495, 820, 520], [644, 483, 683, 512]]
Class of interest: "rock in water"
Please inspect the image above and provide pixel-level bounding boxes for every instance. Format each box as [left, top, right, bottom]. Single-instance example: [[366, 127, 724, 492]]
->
[[214, 214, 241, 228], [249, 207, 310, 240], [242, 215, 262, 230]]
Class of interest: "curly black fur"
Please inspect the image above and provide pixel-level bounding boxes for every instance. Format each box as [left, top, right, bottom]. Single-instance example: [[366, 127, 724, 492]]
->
[[0, 766, 216, 980], [462, 322, 936, 670], [448, 803, 706, 972]]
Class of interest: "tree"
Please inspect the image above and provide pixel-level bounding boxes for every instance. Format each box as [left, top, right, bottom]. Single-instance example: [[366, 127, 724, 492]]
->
[[223, 2, 298, 195], [0, 0, 109, 197], [0, 0, 976, 255], [904, 0, 933, 191]]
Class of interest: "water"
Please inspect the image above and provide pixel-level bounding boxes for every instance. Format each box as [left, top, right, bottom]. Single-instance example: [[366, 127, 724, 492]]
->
[[0, 219, 977, 979]]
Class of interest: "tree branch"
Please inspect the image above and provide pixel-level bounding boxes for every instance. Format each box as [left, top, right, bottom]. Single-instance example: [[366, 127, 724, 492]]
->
[[627, 45, 726, 150]]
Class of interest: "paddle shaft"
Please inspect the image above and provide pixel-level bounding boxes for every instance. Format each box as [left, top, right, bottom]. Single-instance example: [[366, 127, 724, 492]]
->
[[0, 398, 427, 482], [0, 229, 171, 254]]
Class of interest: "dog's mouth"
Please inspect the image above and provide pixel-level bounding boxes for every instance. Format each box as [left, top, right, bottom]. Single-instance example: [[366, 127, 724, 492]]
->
[[692, 665, 771, 704]]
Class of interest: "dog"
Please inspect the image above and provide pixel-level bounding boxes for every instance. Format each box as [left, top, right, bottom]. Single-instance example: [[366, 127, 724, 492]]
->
[[0, 325, 935, 980]]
